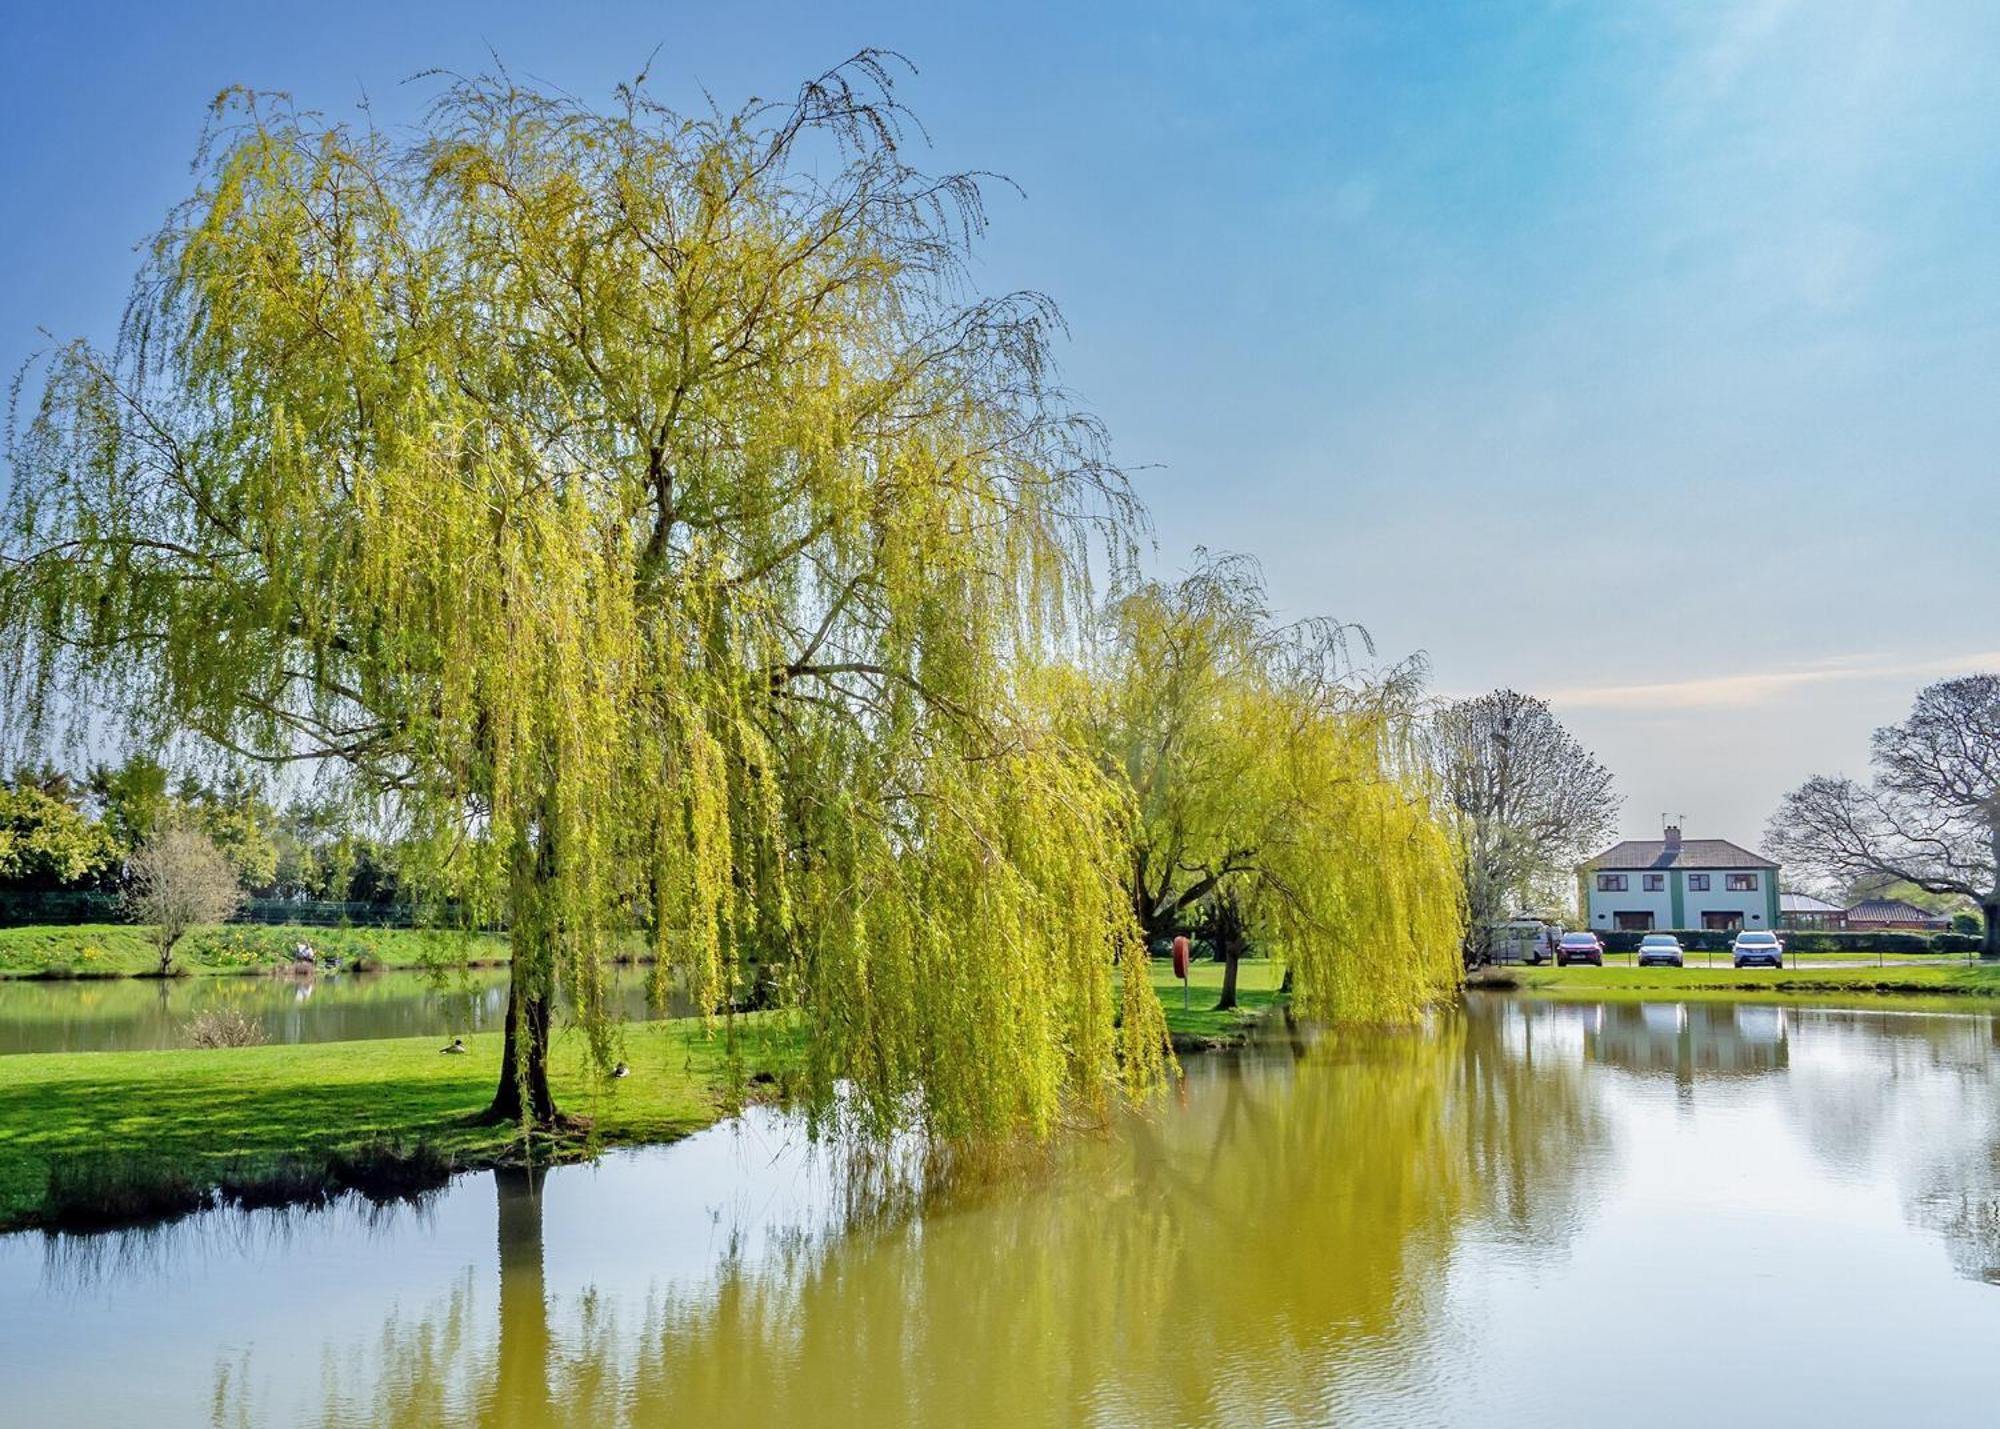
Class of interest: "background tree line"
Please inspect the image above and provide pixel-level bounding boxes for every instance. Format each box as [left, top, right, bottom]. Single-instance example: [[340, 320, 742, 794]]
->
[[0, 756, 404, 906]]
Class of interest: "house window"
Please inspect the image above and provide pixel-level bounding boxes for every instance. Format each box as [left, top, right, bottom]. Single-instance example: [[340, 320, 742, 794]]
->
[[1597, 874, 1627, 892], [1687, 874, 1710, 891], [1727, 873, 1758, 892], [1643, 874, 1664, 892]]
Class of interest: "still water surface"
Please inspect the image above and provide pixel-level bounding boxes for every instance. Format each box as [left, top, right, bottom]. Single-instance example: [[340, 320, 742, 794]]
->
[[6, 995, 2000, 1426], [0, 968, 678, 1055]]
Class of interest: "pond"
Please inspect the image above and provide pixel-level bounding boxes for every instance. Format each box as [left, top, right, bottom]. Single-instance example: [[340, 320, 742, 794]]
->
[[0, 967, 685, 1055], [6, 994, 2000, 1426]]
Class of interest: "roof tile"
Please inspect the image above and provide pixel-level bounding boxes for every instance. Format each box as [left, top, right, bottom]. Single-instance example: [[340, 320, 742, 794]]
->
[[1584, 838, 1776, 871]]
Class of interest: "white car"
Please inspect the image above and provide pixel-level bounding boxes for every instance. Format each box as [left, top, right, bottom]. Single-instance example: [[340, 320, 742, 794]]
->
[[1636, 934, 1685, 968], [1731, 930, 1785, 969]]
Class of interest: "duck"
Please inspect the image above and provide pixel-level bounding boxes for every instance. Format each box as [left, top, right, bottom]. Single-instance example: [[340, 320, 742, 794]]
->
[[610, 1062, 630, 1079], [440, 1037, 468, 1055]]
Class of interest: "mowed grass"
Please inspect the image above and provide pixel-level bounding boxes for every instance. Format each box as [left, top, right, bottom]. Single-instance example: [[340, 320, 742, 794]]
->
[[1495, 961, 2000, 1000], [0, 1015, 797, 1232], [1587, 948, 1968, 966], [1150, 956, 1285, 1043], [0, 923, 509, 977], [0, 952, 1268, 1231]]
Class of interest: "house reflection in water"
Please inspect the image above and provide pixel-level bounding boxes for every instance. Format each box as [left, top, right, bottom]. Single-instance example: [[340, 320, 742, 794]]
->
[[1579, 1001, 1789, 1084]]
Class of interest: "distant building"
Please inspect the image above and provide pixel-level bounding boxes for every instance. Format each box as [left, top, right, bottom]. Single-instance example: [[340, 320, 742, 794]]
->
[[1578, 825, 1779, 933], [1842, 898, 1951, 932], [1779, 892, 1846, 930]]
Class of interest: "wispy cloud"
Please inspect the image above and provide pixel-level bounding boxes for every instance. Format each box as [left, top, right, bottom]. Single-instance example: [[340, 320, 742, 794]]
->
[[1544, 651, 2000, 711]]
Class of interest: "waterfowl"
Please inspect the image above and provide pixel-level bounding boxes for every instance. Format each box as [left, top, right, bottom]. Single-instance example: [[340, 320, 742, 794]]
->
[[611, 1062, 630, 1079], [441, 1037, 468, 1055]]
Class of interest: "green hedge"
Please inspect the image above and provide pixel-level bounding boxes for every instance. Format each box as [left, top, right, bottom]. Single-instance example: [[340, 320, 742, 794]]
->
[[1597, 928, 1979, 954]]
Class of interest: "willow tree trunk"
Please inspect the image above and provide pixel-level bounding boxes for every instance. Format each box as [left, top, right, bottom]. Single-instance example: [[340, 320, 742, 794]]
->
[[1215, 943, 1242, 1013], [1983, 900, 2000, 961], [486, 824, 562, 1126], [486, 983, 557, 1124]]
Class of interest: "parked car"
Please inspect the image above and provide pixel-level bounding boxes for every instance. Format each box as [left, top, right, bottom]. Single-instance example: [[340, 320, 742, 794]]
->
[[1732, 930, 1785, 969], [1556, 932, 1604, 967], [1636, 933, 1685, 968], [1488, 919, 1560, 965]]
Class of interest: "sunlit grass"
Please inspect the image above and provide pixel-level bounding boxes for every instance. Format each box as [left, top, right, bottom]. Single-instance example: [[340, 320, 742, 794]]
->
[[0, 1014, 797, 1231], [0, 923, 511, 978], [1499, 962, 2000, 1000], [1147, 956, 1285, 1042]]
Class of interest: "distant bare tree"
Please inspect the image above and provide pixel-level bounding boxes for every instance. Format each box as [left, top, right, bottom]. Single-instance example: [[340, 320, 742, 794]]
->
[[126, 825, 243, 975], [1769, 675, 2000, 958], [1428, 690, 1619, 965]]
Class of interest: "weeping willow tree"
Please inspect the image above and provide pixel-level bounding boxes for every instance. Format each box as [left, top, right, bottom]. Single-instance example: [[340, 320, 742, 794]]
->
[[1093, 552, 1463, 1019], [0, 54, 1167, 1135]]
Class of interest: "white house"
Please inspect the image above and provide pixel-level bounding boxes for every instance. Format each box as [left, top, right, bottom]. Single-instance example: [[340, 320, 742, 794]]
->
[[1578, 826, 1780, 933]]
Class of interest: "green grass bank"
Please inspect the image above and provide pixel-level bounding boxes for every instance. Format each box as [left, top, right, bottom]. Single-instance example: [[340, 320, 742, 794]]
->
[[0, 954, 1277, 1233], [1479, 961, 2000, 1000], [0, 1015, 802, 1233], [1155, 957, 1284, 1046], [0, 923, 511, 978]]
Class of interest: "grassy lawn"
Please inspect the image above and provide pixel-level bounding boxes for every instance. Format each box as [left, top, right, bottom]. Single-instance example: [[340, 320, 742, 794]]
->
[[1586, 948, 1969, 966], [1149, 956, 1284, 1044], [1489, 961, 2000, 1000], [0, 923, 510, 977], [0, 951, 1273, 1232], [0, 1014, 800, 1232]]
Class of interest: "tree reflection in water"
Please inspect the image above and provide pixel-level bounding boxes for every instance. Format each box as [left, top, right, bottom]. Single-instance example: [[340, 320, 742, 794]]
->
[[286, 1007, 1607, 1428], [1774, 1008, 2000, 1285], [13, 998, 1996, 1424]]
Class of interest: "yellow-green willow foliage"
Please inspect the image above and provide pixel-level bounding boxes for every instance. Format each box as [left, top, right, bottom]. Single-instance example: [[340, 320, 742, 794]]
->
[[1095, 553, 1463, 1021], [0, 56, 1165, 1133]]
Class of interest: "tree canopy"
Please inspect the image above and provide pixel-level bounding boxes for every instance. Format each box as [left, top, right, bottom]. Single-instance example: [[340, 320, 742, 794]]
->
[[1425, 689, 1617, 963], [0, 777, 122, 890], [1770, 675, 2000, 957], [1091, 554, 1463, 1019], [2, 55, 1166, 1135]]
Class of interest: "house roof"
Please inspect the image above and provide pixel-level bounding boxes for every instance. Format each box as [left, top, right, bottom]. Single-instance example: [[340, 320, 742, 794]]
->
[[1845, 899, 1950, 925], [1584, 838, 1776, 871], [1780, 892, 1844, 913]]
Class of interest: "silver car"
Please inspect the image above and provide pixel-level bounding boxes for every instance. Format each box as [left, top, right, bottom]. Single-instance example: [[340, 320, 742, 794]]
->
[[1636, 933, 1684, 968], [1732, 930, 1785, 969]]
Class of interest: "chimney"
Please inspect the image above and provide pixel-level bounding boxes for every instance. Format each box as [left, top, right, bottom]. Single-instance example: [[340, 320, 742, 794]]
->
[[1664, 823, 1683, 851]]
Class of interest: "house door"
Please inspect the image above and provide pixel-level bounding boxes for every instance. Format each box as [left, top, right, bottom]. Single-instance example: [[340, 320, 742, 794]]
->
[[1702, 911, 1743, 931], [1615, 911, 1655, 931]]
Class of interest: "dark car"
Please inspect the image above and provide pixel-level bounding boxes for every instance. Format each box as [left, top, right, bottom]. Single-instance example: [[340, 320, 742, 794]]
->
[[1636, 933, 1685, 968], [1556, 932, 1604, 967], [1732, 930, 1785, 969]]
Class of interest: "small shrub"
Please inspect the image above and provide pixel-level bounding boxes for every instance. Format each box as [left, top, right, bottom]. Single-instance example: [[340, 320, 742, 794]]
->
[[218, 1156, 335, 1211], [327, 1139, 454, 1205], [185, 1008, 267, 1048], [43, 1155, 209, 1230]]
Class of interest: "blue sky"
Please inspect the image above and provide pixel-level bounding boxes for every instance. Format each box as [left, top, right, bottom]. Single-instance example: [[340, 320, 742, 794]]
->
[[4, 1, 1996, 847]]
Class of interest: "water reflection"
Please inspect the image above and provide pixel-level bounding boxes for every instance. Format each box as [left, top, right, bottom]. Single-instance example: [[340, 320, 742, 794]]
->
[[251, 1011, 1611, 1427], [0, 968, 686, 1054], [1576, 1001, 1791, 1082], [13, 999, 2000, 1427]]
